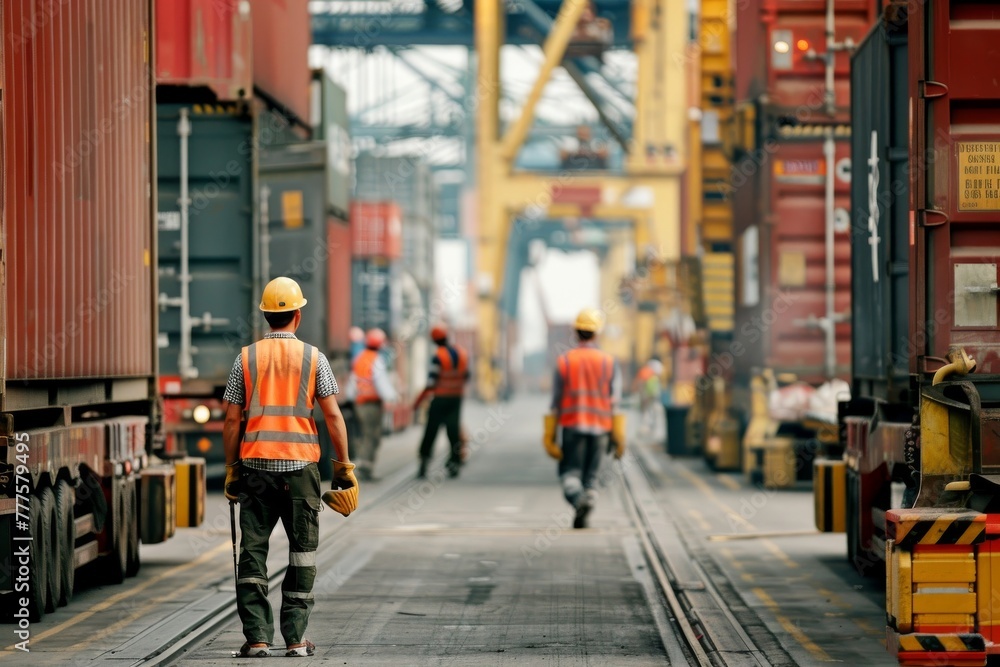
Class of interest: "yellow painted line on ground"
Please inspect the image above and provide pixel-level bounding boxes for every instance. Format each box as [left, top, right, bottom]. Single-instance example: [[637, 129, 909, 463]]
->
[[688, 509, 712, 531], [68, 577, 205, 651], [761, 539, 798, 570], [25, 541, 230, 645], [741, 573, 755, 583], [674, 464, 755, 530], [719, 547, 742, 567], [708, 530, 821, 541], [753, 587, 833, 663], [716, 474, 741, 492]]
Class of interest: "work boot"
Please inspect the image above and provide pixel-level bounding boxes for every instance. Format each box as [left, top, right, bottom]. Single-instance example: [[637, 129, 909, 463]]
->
[[417, 459, 428, 479], [573, 499, 591, 529], [446, 458, 460, 479]]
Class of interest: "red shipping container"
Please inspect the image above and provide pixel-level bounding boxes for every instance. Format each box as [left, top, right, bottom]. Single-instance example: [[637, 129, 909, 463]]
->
[[155, 0, 252, 101], [248, 0, 311, 123], [327, 218, 352, 353], [3, 0, 155, 380], [351, 201, 403, 259]]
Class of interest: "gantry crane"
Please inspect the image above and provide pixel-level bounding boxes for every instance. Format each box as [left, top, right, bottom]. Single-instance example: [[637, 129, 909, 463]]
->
[[474, 0, 689, 401]]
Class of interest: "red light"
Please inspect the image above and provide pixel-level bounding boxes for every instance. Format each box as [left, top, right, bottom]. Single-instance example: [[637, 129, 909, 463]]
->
[[797, 39, 810, 51]]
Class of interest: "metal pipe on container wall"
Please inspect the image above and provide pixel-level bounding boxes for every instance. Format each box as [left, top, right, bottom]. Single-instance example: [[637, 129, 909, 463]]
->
[[824, 128, 836, 379], [178, 109, 197, 379], [260, 184, 271, 285], [825, 0, 835, 115]]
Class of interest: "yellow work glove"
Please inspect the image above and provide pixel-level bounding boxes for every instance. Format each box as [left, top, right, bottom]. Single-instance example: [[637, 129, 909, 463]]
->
[[543, 413, 562, 461], [612, 413, 627, 459], [224, 462, 241, 502], [322, 460, 359, 517]]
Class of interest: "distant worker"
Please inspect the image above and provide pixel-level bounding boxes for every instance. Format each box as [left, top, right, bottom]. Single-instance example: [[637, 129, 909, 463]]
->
[[633, 359, 664, 437], [344, 328, 398, 481], [348, 326, 365, 362], [222, 277, 357, 658], [413, 324, 469, 479], [544, 309, 622, 529]]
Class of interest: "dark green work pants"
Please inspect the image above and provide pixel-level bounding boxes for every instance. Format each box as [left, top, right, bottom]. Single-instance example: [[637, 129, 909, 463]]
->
[[236, 463, 321, 647], [419, 396, 463, 464]]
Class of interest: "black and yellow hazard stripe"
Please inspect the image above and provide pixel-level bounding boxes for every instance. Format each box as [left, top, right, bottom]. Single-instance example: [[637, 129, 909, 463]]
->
[[887, 510, 986, 549], [814, 459, 846, 533], [175, 457, 206, 528], [897, 633, 986, 653]]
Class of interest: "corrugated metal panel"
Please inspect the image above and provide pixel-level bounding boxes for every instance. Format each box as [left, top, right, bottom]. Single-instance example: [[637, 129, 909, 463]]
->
[[248, 0, 311, 123], [310, 70, 350, 219], [850, 17, 909, 403], [911, 0, 1000, 374], [327, 220, 352, 353], [157, 105, 255, 385], [155, 0, 252, 101], [3, 0, 154, 380], [354, 153, 435, 222], [351, 259, 401, 337], [260, 142, 331, 353], [351, 202, 403, 259]]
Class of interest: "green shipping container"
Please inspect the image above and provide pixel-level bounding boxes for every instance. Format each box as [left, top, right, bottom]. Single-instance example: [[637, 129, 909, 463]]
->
[[311, 70, 351, 220]]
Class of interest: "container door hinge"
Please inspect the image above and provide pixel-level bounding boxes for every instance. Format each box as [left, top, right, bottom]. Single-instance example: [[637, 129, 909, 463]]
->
[[919, 209, 949, 227], [920, 81, 949, 99]]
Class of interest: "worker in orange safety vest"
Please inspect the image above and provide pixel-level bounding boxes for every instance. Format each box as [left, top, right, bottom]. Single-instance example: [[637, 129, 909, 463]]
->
[[413, 323, 469, 479], [221, 277, 355, 658], [632, 358, 664, 437], [544, 308, 622, 529], [344, 328, 398, 481]]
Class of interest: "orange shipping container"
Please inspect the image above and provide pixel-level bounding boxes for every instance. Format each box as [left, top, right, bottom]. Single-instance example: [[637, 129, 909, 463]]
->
[[351, 202, 403, 259], [248, 0, 311, 123]]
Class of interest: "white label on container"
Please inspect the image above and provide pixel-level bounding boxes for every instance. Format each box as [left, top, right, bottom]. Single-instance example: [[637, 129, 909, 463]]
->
[[158, 211, 181, 231], [158, 332, 169, 348]]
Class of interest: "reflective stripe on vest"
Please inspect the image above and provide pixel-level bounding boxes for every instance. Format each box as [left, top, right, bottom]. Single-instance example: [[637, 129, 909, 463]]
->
[[240, 338, 320, 461], [433, 345, 468, 397], [558, 347, 614, 432], [353, 349, 381, 404]]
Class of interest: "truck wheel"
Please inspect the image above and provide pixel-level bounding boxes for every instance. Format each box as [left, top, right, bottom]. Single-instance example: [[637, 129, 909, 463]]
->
[[846, 471, 860, 570], [105, 480, 128, 585], [27, 494, 48, 621], [126, 479, 140, 577], [41, 487, 60, 613], [55, 479, 76, 606]]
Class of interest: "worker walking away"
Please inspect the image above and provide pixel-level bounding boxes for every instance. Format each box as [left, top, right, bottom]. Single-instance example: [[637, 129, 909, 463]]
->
[[633, 358, 663, 438], [413, 324, 469, 479], [544, 309, 622, 529], [344, 328, 397, 481], [222, 277, 357, 658]]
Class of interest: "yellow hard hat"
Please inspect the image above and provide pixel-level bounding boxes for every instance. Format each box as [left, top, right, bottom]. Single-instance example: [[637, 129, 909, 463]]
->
[[574, 308, 604, 333], [259, 277, 307, 312]]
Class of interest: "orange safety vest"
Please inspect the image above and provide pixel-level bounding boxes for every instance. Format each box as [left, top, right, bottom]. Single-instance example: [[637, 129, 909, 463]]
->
[[434, 345, 468, 398], [636, 366, 655, 383], [557, 346, 614, 432], [240, 338, 320, 462], [353, 349, 381, 404]]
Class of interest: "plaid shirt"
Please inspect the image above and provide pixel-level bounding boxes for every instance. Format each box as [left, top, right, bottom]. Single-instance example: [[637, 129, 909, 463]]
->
[[223, 332, 338, 473]]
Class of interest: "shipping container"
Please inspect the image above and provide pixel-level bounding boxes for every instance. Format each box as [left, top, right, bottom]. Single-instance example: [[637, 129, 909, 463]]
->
[[1, 0, 202, 621], [155, 0, 252, 101], [849, 16, 910, 405], [248, 0, 311, 124], [5, 2, 155, 380], [351, 201, 404, 259], [260, 140, 352, 356], [157, 104, 257, 388], [351, 258, 403, 337], [910, 0, 1000, 374], [731, 0, 879, 390], [310, 69, 351, 219]]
